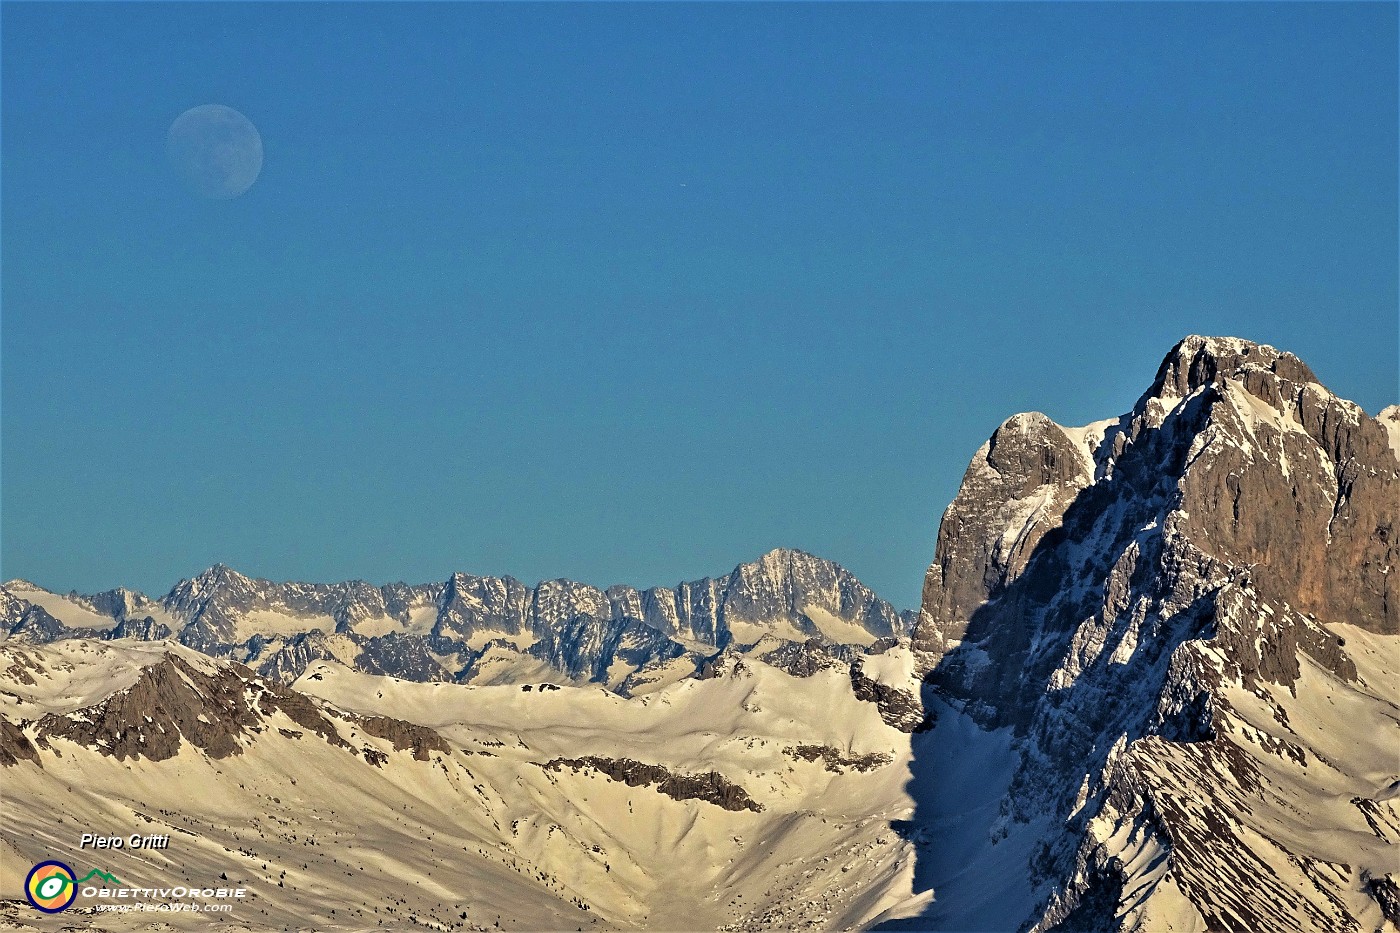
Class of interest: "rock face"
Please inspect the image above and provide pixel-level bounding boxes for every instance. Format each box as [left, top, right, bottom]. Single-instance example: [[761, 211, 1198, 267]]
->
[[907, 336, 1399, 932], [2, 549, 911, 693], [919, 410, 1103, 651], [540, 756, 765, 813], [0, 718, 39, 766], [849, 661, 932, 734], [354, 714, 451, 761]]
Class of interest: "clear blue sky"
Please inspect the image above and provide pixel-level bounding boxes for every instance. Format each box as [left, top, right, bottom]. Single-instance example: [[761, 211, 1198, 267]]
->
[[3, 3, 1396, 608]]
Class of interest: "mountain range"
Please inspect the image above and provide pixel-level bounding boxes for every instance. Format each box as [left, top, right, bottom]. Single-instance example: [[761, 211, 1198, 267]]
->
[[1, 548, 913, 695], [1, 335, 1396, 932]]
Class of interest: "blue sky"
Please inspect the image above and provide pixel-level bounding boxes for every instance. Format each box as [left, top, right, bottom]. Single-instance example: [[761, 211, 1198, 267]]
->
[[3, 2, 1396, 608]]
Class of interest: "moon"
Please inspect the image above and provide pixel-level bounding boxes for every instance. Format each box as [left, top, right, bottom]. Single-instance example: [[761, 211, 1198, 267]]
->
[[167, 105, 263, 199]]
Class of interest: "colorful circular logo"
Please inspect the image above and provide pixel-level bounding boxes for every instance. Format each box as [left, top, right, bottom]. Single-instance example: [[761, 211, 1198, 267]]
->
[[25, 860, 77, 913]]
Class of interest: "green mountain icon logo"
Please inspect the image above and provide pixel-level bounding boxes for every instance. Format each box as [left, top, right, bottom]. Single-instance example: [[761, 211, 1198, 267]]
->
[[76, 869, 121, 885]]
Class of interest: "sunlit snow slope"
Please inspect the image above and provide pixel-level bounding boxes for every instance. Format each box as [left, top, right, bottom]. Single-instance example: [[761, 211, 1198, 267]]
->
[[1, 638, 932, 932]]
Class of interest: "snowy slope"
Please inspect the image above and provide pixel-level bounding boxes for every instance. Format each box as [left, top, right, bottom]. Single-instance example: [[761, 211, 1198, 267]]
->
[[1, 639, 933, 932]]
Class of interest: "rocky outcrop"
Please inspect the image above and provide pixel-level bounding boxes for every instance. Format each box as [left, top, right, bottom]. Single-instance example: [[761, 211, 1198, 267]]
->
[[540, 756, 764, 812], [18, 649, 447, 767], [1365, 874, 1400, 926], [250, 631, 338, 683], [849, 661, 931, 733], [784, 745, 892, 773], [6, 643, 455, 780], [106, 615, 172, 641], [691, 635, 929, 731], [253, 677, 352, 751], [353, 715, 451, 761], [353, 633, 452, 681], [750, 636, 857, 677], [0, 718, 40, 767]]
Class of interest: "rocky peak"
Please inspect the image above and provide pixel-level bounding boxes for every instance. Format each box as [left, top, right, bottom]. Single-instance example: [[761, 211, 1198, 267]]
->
[[195, 562, 250, 589], [917, 412, 1101, 651], [909, 334, 1398, 933], [918, 335, 1398, 660], [164, 563, 255, 614], [85, 586, 155, 622], [437, 572, 530, 640], [1146, 335, 1318, 404], [0, 587, 31, 623], [5, 605, 67, 644], [18, 645, 450, 769], [33, 651, 264, 761], [724, 547, 908, 641], [1166, 349, 1397, 635], [986, 412, 1094, 490], [737, 546, 824, 581]]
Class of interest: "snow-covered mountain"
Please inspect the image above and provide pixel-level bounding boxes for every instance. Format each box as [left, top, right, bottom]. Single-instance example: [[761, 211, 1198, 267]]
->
[[1, 548, 913, 693], [2, 335, 1394, 932], [900, 335, 1399, 931]]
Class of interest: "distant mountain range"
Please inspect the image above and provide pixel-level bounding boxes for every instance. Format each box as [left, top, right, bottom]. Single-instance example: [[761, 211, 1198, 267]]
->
[[2, 548, 914, 694], [2, 336, 1396, 932]]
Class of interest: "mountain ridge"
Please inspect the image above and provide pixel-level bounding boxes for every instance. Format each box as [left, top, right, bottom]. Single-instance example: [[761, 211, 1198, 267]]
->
[[2, 547, 915, 693]]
